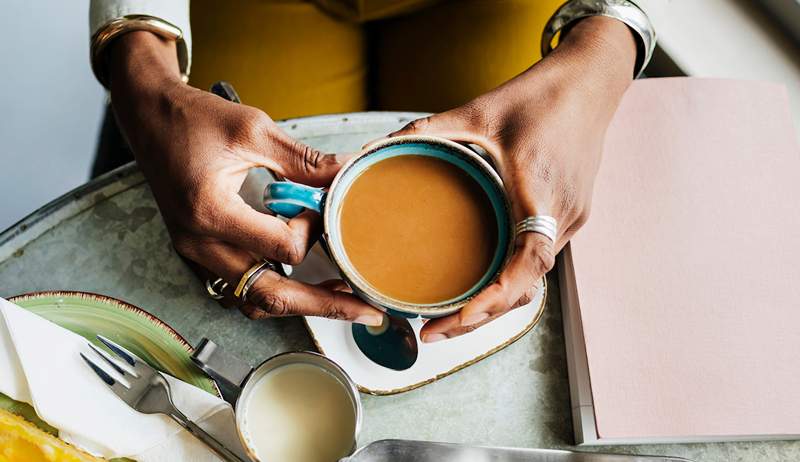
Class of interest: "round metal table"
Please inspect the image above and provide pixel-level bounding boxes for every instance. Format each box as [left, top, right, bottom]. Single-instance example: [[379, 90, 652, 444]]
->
[[0, 112, 796, 462]]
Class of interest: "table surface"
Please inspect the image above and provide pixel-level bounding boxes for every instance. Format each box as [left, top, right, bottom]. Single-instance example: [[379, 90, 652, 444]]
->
[[1, 112, 797, 462]]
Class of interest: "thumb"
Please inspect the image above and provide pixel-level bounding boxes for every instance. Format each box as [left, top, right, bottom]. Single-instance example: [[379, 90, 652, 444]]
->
[[269, 132, 344, 187], [386, 110, 485, 145], [459, 232, 555, 326]]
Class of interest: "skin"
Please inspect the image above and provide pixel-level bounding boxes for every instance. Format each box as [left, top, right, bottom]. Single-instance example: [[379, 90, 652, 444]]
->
[[392, 17, 639, 342], [106, 16, 636, 339]]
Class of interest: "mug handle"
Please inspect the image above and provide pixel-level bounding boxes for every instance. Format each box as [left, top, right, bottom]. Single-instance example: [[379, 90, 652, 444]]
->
[[264, 181, 325, 218]]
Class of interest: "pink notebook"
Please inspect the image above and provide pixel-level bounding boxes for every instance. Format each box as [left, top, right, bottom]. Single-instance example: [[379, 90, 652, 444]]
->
[[559, 78, 800, 444]]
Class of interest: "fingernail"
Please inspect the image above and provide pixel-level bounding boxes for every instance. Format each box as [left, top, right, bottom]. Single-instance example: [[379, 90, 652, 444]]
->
[[422, 333, 448, 343], [460, 312, 489, 327], [356, 312, 387, 328]]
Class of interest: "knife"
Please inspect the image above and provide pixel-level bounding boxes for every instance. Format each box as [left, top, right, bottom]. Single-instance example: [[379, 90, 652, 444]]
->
[[340, 440, 692, 462]]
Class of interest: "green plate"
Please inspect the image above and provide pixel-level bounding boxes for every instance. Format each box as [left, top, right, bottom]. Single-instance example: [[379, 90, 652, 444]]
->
[[1, 291, 218, 436]]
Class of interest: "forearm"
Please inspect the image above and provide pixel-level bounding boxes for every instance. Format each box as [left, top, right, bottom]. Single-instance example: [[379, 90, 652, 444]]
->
[[107, 31, 187, 165]]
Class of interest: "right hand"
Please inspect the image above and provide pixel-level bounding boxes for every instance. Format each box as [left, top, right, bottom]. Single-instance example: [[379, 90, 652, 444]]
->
[[105, 31, 384, 326]]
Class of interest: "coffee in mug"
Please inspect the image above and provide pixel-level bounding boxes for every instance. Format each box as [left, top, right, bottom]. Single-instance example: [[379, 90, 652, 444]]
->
[[265, 135, 513, 318], [339, 155, 498, 304]]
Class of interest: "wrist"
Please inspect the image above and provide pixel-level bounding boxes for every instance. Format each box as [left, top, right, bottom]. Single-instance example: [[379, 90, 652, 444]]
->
[[557, 16, 637, 83], [517, 16, 637, 122], [108, 31, 184, 103]]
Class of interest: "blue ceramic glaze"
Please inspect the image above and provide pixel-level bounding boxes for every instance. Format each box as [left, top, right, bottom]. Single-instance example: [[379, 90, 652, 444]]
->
[[265, 181, 325, 218]]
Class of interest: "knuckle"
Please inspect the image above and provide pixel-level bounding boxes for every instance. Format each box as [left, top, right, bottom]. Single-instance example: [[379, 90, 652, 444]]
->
[[229, 108, 273, 146], [259, 292, 291, 316], [524, 237, 556, 275], [268, 235, 304, 265], [483, 284, 514, 311], [249, 279, 292, 316], [171, 236, 192, 257], [533, 246, 556, 275], [247, 110, 273, 135], [517, 291, 534, 307], [321, 292, 349, 320], [295, 142, 326, 176], [240, 305, 264, 320], [284, 249, 304, 266], [171, 235, 200, 260], [405, 116, 431, 133]]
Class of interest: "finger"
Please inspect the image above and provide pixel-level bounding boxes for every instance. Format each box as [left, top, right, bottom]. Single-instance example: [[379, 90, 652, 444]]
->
[[419, 279, 541, 343], [511, 286, 540, 310], [419, 283, 540, 342], [419, 310, 504, 342], [181, 239, 384, 325], [265, 130, 344, 187], [384, 110, 492, 148], [459, 232, 554, 327], [245, 271, 384, 325], [317, 279, 353, 293], [208, 195, 322, 265]]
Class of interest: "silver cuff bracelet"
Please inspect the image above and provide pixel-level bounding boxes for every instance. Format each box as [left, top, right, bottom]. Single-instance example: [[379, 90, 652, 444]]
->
[[90, 15, 189, 88], [541, 0, 656, 79]]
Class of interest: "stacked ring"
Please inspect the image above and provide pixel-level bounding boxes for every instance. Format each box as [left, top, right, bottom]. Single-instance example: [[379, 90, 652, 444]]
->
[[239, 261, 277, 302], [516, 216, 558, 243], [234, 260, 278, 302], [205, 278, 228, 300]]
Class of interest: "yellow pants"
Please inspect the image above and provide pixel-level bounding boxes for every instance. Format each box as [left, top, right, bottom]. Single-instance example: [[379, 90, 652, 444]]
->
[[189, 0, 562, 120]]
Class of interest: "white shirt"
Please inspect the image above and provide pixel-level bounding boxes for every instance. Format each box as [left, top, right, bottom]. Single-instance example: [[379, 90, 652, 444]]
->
[[89, 0, 192, 75]]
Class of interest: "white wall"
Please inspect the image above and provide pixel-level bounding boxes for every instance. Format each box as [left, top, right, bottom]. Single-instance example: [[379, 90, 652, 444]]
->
[[0, 0, 105, 230]]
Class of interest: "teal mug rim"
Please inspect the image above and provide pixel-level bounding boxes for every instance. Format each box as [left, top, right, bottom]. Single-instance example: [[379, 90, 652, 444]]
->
[[264, 135, 514, 317], [327, 140, 510, 309], [327, 136, 513, 317]]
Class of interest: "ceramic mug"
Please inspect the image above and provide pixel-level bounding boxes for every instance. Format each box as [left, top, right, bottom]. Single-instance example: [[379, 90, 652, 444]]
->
[[264, 135, 514, 318], [191, 338, 362, 462]]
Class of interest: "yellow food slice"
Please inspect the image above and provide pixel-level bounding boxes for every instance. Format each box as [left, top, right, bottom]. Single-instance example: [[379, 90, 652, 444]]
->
[[0, 408, 106, 462]]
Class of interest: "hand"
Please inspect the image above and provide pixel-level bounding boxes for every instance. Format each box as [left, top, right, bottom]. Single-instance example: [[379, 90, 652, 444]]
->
[[106, 31, 384, 326], [388, 17, 638, 342]]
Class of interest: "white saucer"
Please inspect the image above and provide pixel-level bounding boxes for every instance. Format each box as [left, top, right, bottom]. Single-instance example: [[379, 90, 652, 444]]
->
[[292, 245, 547, 395]]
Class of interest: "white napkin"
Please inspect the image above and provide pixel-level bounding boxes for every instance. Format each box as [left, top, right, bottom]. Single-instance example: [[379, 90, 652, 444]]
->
[[0, 297, 248, 461]]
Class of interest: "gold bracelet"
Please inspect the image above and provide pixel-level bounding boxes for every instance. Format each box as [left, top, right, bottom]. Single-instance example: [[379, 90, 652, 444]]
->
[[90, 15, 189, 88]]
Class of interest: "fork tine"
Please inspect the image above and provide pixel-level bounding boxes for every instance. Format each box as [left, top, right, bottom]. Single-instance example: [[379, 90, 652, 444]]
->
[[80, 352, 116, 386], [96, 334, 138, 367], [87, 342, 132, 377], [80, 352, 133, 397]]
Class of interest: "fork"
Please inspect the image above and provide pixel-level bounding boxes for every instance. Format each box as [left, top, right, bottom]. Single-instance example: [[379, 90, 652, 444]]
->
[[80, 335, 249, 462]]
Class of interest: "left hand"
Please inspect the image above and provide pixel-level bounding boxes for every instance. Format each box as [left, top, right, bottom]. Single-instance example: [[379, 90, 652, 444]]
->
[[388, 16, 638, 343]]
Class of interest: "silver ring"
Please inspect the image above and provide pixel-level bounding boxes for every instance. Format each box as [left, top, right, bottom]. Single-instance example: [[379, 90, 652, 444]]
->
[[516, 216, 558, 243], [240, 261, 278, 302], [205, 278, 228, 300]]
